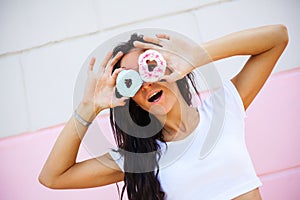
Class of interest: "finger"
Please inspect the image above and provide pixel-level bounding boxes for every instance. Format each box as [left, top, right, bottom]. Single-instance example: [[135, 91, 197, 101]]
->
[[106, 51, 123, 75], [101, 51, 113, 67], [117, 97, 129, 107], [111, 92, 129, 107], [156, 34, 170, 40], [98, 51, 113, 77], [143, 36, 162, 45], [133, 41, 161, 50], [89, 57, 96, 71], [111, 68, 124, 81]]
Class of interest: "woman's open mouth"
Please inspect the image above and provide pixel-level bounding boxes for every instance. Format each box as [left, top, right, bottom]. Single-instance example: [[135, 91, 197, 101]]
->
[[148, 90, 163, 103]]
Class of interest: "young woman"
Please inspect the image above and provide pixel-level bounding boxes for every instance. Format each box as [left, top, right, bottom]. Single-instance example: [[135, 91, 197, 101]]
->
[[39, 24, 288, 200]]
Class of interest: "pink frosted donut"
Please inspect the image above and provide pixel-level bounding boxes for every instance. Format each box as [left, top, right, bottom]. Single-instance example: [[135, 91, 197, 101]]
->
[[138, 50, 167, 82]]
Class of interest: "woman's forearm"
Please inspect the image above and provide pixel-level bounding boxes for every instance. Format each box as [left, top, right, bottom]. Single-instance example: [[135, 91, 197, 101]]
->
[[198, 24, 288, 110], [39, 102, 100, 187], [201, 24, 288, 64]]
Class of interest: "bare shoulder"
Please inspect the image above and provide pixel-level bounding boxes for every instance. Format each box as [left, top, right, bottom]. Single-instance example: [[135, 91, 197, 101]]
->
[[233, 188, 262, 200]]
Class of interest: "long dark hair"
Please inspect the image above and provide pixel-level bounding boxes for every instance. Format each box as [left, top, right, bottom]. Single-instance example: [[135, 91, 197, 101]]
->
[[109, 33, 199, 200]]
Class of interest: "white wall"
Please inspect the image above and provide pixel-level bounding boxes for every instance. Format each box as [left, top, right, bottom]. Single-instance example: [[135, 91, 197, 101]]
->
[[0, 0, 299, 138]]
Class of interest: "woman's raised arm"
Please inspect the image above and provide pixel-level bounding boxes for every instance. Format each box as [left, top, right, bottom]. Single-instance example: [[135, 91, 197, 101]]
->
[[203, 24, 288, 109], [39, 52, 127, 189], [134, 24, 288, 110]]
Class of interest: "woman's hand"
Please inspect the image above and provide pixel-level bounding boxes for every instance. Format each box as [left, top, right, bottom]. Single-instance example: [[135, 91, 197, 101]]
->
[[81, 51, 128, 115], [134, 34, 210, 82]]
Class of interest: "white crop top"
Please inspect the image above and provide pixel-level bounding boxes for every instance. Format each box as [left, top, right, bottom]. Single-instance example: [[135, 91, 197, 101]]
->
[[109, 80, 262, 200]]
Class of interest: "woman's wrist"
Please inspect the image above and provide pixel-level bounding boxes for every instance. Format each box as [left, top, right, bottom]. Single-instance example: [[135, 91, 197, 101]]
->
[[192, 44, 212, 69], [76, 101, 102, 123]]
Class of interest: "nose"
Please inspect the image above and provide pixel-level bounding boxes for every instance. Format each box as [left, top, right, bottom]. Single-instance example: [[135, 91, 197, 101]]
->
[[141, 81, 152, 90]]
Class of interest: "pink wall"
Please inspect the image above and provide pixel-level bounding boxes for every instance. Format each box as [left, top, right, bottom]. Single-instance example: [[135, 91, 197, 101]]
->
[[245, 67, 300, 199], [0, 68, 299, 200]]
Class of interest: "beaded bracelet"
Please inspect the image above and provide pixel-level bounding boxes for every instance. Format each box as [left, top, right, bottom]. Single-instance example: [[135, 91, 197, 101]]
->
[[73, 110, 92, 127]]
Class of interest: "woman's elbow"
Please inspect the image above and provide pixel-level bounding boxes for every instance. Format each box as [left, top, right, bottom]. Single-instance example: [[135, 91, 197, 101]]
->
[[275, 24, 289, 45], [38, 173, 59, 189]]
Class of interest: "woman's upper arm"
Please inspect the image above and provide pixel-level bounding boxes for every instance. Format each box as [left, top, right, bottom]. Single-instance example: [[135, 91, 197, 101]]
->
[[39, 153, 124, 189], [231, 25, 288, 110]]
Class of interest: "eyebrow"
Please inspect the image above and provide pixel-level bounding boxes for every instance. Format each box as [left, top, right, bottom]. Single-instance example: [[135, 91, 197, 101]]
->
[[121, 66, 139, 70]]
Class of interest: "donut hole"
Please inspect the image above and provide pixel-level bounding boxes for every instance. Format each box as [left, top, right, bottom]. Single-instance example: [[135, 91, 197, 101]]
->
[[146, 60, 158, 72], [124, 79, 132, 88]]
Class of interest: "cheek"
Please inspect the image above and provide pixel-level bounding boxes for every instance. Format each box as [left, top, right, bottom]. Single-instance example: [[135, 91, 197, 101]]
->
[[164, 83, 181, 99], [163, 88, 178, 106], [132, 92, 146, 108]]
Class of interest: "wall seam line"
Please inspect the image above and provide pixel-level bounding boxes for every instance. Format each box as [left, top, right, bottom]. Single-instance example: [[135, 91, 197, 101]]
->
[[259, 165, 300, 179]]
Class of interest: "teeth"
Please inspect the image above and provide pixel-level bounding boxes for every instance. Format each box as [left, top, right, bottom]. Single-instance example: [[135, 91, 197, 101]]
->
[[149, 92, 159, 99]]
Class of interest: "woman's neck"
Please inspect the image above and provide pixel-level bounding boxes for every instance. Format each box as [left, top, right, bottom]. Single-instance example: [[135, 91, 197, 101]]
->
[[156, 99, 200, 142]]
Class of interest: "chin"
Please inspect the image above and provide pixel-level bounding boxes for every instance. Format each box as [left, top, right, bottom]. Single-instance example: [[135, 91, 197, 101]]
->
[[148, 104, 172, 116]]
